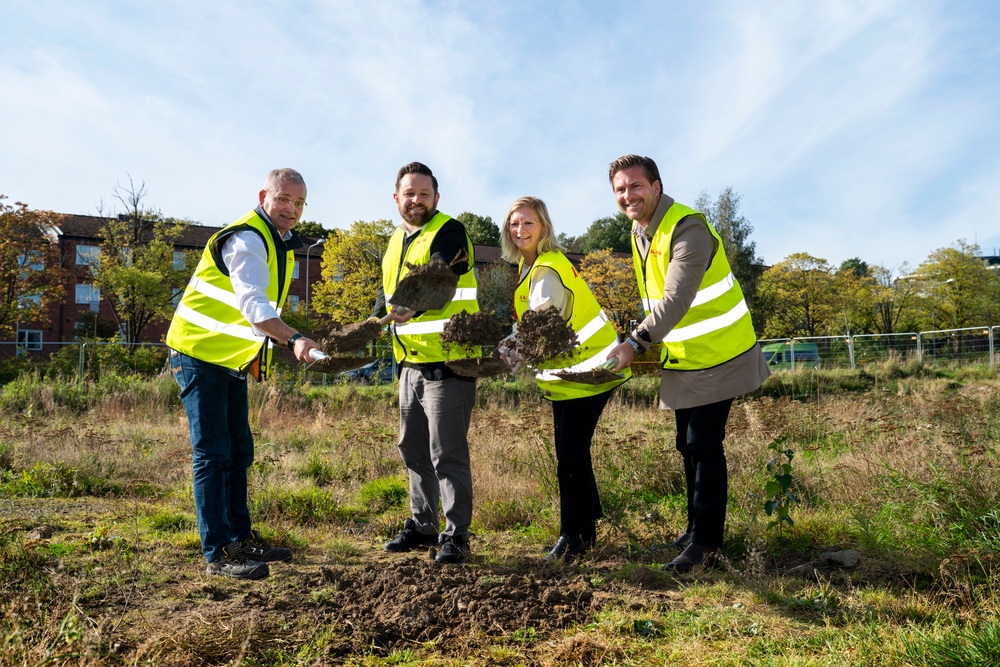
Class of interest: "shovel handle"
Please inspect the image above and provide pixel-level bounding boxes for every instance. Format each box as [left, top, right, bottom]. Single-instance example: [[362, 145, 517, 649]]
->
[[379, 306, 411, 326], [309, 348, 329, 361]]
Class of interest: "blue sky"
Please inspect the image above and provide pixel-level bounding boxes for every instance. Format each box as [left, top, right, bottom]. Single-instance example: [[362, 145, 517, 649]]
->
[[3, 0, 999, 271]]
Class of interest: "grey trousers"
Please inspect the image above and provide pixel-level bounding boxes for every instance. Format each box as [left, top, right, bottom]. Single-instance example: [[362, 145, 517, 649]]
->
[[397, 367, 476, 539]]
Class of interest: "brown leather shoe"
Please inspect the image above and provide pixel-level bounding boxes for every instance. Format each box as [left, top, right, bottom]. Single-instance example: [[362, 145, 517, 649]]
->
[[662, 543, 717, 574]]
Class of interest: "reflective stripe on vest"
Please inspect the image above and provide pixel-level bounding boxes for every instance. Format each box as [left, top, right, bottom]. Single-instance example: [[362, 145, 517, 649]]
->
[[632, 202, 758, 370], [514, 251, 630, 400], [382, 212, 480, 363], [166, 210, 293, 376]]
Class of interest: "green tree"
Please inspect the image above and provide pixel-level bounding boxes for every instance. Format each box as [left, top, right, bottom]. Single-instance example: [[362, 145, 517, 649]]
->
[[839, 257, 870, 277], [557, 232, 583, 254], [577, 213, 632, 253], [758, 253, 838, 338], [578, 249, 640, 334], [912, 239, 1000, 329], [456, 212, 500, 246], [296, 220, 331, 239], [0, 196, 70, 338], [869, 263, 920, 334], [91, 177, 193, 346], [476, 261, 518, 334], [311, 220, 395, 324], [695, 188, 765, 330]]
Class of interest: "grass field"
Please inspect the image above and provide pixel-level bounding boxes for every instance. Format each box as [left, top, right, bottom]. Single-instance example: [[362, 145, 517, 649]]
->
[[2, 361, 1000, 666]]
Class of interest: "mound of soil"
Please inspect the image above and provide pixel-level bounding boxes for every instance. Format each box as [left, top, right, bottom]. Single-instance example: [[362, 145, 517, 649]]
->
[[515, 308, 578, 366], [392, 260, 459, 311], [317, 320, 382, 353], [303, 558, 598, 652]]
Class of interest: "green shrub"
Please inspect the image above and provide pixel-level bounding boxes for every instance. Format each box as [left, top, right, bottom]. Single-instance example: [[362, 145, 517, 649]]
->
[[359, 476, 408, 512]]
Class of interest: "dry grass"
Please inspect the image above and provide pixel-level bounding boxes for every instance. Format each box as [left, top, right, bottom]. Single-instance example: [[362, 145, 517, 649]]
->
[[1, 369, 1000, 664]]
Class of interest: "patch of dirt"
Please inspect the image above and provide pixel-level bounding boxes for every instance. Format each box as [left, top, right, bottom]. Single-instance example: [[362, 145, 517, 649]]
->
[[317, 320, 383, 354], [298, 558, 599, 653], [515, 307, 578, 366], [392, 260, 459, 311]]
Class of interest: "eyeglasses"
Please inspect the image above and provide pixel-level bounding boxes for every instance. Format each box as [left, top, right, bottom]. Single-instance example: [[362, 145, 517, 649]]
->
[[268, 192, 307, 209]]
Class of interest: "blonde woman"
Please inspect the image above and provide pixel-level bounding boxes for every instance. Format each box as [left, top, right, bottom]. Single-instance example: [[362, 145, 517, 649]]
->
[[500, 196, 631, 560]]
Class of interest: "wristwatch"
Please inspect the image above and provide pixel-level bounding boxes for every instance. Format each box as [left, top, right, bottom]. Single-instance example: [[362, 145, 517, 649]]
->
[[287, 332, 303, 350], [625, 335, 643, 354]]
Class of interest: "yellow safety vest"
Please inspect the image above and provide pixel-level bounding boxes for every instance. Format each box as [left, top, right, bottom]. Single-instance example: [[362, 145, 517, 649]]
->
[[166, 210, 294, 378], [514, 251, 630, 400], [632, 202, 758, 370], [382, 212, 479, 364]]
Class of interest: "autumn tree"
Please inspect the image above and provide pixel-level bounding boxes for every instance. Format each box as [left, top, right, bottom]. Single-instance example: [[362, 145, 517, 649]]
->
[[456, 212, 501, 246], [695, 187, 765, 330], [311, 219, 395, 325], [868, 263, 920, 334], [89, 177, 193, 346], [0, 196, 70, 338], [758, 253, 839, 338], [578, 248, 640, 334]]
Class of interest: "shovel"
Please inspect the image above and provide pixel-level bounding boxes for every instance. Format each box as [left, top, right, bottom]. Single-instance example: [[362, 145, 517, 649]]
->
[[551, 358, 626, 385], [305, 348, 377, 374]]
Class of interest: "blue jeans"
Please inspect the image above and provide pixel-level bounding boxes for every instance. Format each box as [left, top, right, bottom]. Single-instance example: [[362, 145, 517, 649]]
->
[[171, 351, 254, 563]]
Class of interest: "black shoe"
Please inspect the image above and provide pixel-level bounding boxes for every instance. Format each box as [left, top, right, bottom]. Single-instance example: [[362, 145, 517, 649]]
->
[[435, 535, 470, 564], [544, 535, 588, 562], [662, 543, 717, 574], [206, 542, 269, 580], [240, 529, 293, 562], [668, 531, 692, 550], [385, 518, 438, 553]]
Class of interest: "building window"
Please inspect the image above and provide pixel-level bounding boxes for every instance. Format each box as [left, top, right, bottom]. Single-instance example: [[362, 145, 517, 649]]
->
[[293, 261, 300, 280], [286, 295, 300, 312], [76, 284, 101, 311], [17, 330, 42, 351], [19, 251, 44, 273], [173, 251, 186, 270], [172, 287, 183, 307], [76, 245, 101, 267]]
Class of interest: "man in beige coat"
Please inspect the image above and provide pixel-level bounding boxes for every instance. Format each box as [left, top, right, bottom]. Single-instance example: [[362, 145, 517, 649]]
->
[[606, 154, 770, 572]]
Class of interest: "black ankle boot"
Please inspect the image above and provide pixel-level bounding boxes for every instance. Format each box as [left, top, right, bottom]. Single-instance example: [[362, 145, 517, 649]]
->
[[544, 535, 588, 561]]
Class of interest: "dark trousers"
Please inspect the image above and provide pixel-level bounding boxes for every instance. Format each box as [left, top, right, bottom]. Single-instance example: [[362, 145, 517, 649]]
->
[[675, 397, 734, 549], [551, 389, 614, 545]]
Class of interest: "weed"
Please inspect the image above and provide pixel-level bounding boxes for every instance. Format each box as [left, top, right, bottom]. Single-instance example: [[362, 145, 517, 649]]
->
[[358, 475, 407, 512], [763, 437, 799, 542]]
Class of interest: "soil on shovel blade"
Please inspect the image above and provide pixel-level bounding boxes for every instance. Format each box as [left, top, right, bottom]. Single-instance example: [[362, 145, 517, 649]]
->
[[317, 320, 383, 354], [306, 355, 378, 374], [392, 260, 459, 311], [441, 311, 506, 350], [515, 307, 578, 366], [446, 352, 511, 379], [553, 367, 624, 385]]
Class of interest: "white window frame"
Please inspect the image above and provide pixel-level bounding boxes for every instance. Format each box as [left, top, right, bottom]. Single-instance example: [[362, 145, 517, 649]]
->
[[17, 329, 43, 351], [76, 245, 101, 267]]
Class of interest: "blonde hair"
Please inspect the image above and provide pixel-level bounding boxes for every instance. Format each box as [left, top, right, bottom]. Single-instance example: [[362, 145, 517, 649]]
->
[[500, 196, 566, 263]]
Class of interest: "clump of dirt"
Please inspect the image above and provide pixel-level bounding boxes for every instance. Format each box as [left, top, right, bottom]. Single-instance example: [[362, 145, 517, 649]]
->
[[515, 307, 578, 366], [317, 320, 383, 353], [553, 367, 624, 385], [392, 260, 459, 311], [301, 558, 599, 653], [447, 352, 511, 379], [441, 311, 506, 350]]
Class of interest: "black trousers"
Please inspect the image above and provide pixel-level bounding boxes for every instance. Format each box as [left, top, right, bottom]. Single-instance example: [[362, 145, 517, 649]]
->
[[551, 389, 614, 545], [675, 397, 734, 549]]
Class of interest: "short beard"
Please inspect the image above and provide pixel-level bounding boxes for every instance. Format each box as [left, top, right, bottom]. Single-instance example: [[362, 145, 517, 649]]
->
[[401, 206, 434, 226]]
